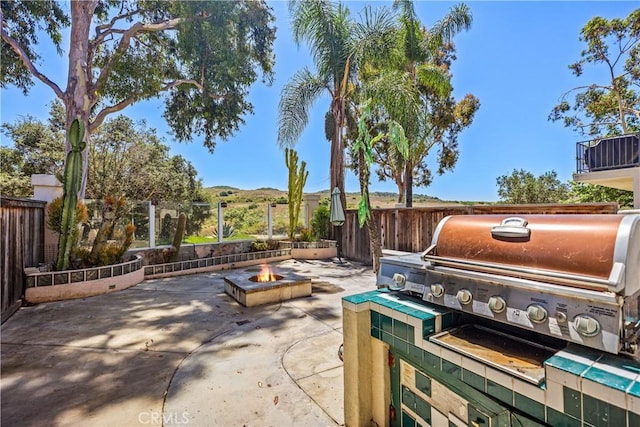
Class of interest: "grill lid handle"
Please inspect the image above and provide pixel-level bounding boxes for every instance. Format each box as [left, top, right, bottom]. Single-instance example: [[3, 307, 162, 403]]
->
[[491, 217, 531, 240]]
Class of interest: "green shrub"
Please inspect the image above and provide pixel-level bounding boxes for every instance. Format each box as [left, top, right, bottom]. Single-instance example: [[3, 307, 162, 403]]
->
[[299, 227, 314, 242], [250, 240, 269, 251], [275, 196, 288, 204], [213, 222, 236, 238], [311, 204, 330, 240]]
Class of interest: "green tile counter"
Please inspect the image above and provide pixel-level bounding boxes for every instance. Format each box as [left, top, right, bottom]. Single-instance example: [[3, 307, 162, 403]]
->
[[342, 289, 640, 427]]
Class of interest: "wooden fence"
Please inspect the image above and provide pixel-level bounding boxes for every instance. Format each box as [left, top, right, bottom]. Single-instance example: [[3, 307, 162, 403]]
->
[[1, 197, 46, 323], [341, 203, 619, 264]]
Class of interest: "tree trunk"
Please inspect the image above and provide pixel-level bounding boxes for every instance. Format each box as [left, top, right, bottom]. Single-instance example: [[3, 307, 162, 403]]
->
[[66, 0, 99, 199], [358, 149, 383, 273], [330, 96, 346, 241], [394, 164, 405, 203], [404, 162, 413, 207]]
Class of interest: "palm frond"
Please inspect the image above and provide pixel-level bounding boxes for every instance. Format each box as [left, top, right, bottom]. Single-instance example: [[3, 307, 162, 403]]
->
[[277, 68, 327, 147], [415, 63, 451, 98], [351, 5, 399, 69], [429, 3, 473, 47], [289, 0, 353, 85]]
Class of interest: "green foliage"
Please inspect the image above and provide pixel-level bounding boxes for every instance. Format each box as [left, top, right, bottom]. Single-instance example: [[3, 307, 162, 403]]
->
[[87, 196, 128, 266], [57, 119, 86, 271], [87, 115, 208, 205], [298, 227, 314, 242], [213, 222, 236, 239], [81, 223, 136, 267], [311, 205, 331, 240], [224, 206, 263, 234], [250, 240, 269, 252], [496, 169, 570, 204], [275, 196, 288, 204], [1, 109, 210, 234], [285, 148, 309, 240], [46, 197, 88, 235], [250, 240, 279, 252], [568, 181, 633, 208], [355, 99, 409, 226], [2, 0, 276, 199], [362, 2, 478, 206], [159, 213, 175, 244], [279, 0, 364, 213], [0, 101, 65, 197], [0, 1, 69, 94], [549, 9, 640, 136]]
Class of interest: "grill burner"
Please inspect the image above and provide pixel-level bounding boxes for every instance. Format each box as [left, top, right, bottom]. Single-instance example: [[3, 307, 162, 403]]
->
[[377, 214, 640, 355]]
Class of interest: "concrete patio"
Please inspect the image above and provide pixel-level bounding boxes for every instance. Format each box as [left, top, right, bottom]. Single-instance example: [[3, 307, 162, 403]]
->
[[1, 258, 376, 427]]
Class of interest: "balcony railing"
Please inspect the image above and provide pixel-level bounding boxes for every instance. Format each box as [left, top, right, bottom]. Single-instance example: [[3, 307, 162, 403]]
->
[[576, 133, 639, 173]]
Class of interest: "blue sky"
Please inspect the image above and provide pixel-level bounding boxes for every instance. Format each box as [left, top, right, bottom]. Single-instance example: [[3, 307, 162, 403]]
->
[[1, 1, 637, 202]]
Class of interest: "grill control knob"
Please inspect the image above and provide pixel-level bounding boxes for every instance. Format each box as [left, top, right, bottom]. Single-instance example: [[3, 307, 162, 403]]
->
[[430, 283, 445, 298], [392, 273, 406, 287], [488, 296, 506, 313], [456, 289, 473, 305], [574, 315, 600, 337], [526, 304, 548, 323]]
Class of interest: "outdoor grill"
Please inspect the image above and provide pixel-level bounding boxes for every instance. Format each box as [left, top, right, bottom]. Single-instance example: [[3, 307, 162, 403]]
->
[[377, 214, 640, 356]]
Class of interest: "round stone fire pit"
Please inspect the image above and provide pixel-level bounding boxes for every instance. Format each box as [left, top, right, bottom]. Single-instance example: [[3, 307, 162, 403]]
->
[[224, 265, 312, 307]]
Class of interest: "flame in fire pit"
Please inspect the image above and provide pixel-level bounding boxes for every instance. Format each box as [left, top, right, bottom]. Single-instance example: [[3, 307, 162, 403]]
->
[[254, 265, 280, 283]]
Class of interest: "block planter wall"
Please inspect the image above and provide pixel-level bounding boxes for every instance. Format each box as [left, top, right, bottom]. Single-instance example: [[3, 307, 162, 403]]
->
[[24, 256, 144, 304], [278, 240, 337, 260]]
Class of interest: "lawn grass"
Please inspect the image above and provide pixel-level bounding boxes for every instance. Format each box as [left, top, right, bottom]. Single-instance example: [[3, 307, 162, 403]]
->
[[184, 233, 254, 244]]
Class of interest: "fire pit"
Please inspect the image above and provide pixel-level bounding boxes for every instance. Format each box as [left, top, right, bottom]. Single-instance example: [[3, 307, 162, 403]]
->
[[224, 264, 312, 307]]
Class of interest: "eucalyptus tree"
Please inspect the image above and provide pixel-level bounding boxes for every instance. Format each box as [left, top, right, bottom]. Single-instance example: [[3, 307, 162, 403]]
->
[[2, 0, 274, 269], [371, 1, 478, 206], [1, 0, 276, 198], [549, 8, 639, 136]]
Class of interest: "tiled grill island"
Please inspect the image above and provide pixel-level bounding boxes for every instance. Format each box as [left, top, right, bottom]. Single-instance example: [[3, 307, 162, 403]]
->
[[342, 289, 640, 427]]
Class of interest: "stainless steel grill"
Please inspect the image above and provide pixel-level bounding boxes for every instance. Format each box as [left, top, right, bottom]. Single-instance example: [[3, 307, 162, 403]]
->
[[377, 213, 640, 355]]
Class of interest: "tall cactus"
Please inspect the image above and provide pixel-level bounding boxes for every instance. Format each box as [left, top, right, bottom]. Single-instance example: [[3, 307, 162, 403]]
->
[[285, 148, 309, 240], [56, 118, 86, 270], [170, 213, 187, 262]]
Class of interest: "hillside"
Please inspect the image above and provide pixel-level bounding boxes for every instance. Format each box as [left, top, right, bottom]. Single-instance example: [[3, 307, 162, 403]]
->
[[202, 187, 466, 210]]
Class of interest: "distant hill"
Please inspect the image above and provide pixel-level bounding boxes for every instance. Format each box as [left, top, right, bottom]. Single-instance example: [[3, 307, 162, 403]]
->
[[202, 186, 463, 209]]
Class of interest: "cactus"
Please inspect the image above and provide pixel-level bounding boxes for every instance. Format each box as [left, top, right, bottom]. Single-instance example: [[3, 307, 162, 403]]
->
[[88, 196, 125, 266], [170, 213, 187, 262], [56, 118, 86, 271], [285, 148, 309, 240]]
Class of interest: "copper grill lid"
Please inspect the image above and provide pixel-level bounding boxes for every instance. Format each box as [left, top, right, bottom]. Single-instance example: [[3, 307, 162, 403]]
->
[[422, 215, 635, 292]]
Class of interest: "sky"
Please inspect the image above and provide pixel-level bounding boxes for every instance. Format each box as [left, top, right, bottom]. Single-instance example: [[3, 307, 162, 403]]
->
[[1, 1, 637, 202]]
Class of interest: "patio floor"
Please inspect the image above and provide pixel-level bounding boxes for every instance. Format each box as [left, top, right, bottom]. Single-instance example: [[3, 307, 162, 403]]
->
[[1, 258, 376, 427]]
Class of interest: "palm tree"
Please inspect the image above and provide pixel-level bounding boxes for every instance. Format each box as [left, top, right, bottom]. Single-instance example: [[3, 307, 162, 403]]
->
[[383, 1, 475, 207], [278, 0, 354, 210]]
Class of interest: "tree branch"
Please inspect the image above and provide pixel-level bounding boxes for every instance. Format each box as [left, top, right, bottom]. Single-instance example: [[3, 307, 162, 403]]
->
[[91, 77, 224, 131], [91, 98, 138, 131], [0, 16, 65, 99], [92, 8, 142, 48], [93, 16, 188, 96]]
